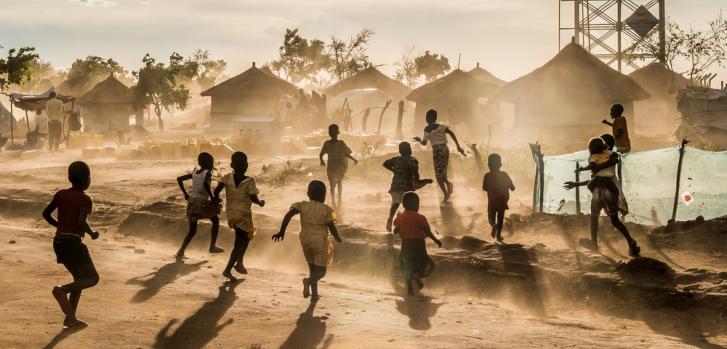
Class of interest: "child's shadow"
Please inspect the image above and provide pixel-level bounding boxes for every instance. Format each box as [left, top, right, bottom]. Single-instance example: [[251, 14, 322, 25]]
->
[[127, 260, 208, 303], [279, 301, 333, 349], [437, 204, 476, 236], [152, 280, 241, 349], [395, 295, 443, 330], [42, 322, 88, 349]]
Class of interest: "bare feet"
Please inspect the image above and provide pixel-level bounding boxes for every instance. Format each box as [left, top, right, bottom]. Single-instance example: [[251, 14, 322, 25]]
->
[[223, 270, 237, 283], [175, 250, 185, 259], [490, 226, 496, 238], [63, 317, 87, 329], [302, 278, 310, 298], [385, 217, 393, 232], [209, 246, 224, 254], [414, 277, 424, 290], [234, 262, 247, 274], [52, 286, 71, 316]]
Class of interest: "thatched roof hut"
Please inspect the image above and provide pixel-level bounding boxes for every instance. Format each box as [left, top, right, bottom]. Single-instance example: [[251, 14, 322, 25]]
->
[[488, 41, 648, 145], [201, 63, 298, 126], [406, 69, 499, 130], [77, 74, 136, 132], [469, 63, 506, 87], [629, 62, 690, 137], [325, 65, 411, 102]]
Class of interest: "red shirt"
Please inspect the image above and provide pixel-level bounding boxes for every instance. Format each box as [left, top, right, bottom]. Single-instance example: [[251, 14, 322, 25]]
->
[[393, 210, 429, 240], [50, 188, 93, 238]]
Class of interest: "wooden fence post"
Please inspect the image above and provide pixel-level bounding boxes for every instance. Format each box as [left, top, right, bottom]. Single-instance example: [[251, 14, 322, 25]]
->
[[670, 138, 689, 222], [361, 108, 370, 132], [376, 100, 392, 136], [529, 142, 544, 213], [9, 99, 14, 145], [575, 162, 581, 215]]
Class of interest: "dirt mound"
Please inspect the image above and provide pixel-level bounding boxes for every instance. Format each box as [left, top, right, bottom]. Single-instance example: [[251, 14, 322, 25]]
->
[[649, 215, 727, 254]]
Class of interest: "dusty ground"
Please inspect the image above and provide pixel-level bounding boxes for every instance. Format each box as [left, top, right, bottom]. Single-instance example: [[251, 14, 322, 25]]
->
[[0, 149, 725, 349]]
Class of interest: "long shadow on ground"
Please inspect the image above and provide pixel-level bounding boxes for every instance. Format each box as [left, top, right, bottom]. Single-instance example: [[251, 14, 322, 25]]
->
[[279, 300, 333, 349], [127, 260, 207, 303]]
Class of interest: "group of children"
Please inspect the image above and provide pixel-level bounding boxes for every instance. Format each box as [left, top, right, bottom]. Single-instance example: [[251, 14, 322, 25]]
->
[[42, 106, 639, 328]]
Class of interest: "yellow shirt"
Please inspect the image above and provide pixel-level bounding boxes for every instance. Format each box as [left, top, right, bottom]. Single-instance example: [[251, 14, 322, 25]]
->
[[612, 116, 631, 152], [291, 200, 336, 240], [222, 173, 260, 237]]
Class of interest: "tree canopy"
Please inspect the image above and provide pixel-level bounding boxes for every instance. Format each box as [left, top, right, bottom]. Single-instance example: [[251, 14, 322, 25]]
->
[[133, 53, 190, 132], [270, 29, 330, 85], [415, 51, 451, 83], [0, 47, 38, 91]]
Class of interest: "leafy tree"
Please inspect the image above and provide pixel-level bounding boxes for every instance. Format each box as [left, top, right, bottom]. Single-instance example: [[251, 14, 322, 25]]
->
[[394, 44, 419, 88], [16, 58, 65, 92], [415, 51, 450, 82], [133, 54, 190, 132], [629, 20, 684, 71], [168, 52, 199, 87], [327, 28, 374, 83], [189, 49, 227, 90], [270, 29, 330, 85], [66, 55, 125, 89], [0, 47, 38, 91]]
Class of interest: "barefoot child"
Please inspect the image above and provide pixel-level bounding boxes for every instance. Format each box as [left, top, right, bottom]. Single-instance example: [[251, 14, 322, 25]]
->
[[42, 161, 100, 328], [273, 180, 342, 301], [176, 152, 223, 257], [565, 138, 640, 257], [320, 124, 358, 208], [214, 151, 265, 282], [413, 109, 466, 202], [482, 153, 515, 243], [383, 141, 432, 232], [393, 192, 442, 295]]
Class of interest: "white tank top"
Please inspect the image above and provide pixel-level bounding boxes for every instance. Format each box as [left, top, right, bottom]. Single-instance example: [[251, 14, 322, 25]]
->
[[190, 169, 210, 200]]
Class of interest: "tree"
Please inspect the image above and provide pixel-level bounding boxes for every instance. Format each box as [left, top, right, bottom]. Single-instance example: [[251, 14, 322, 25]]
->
[[394, 45, 419, 88], [0, 47, 38, 91], [189, 49, 227, 90], [629, 20, 685, 71], [270, 29, 330, 85], [415, 51, 450, 82], [327, 29, 374, 83], [16, 58, 65, 93], [133, 54, 190, 132], [65, 55, 126, 93]]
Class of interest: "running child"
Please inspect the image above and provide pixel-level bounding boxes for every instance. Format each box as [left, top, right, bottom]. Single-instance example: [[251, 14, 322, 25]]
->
[[214, 151, 265, 282], [482, 153, 515, 242], [392, 192, 442, 295], [578, 134, 628, 215], [42, 161, 100, 328], [383, 141, 433, 232], [413, 109, 466, 202], [320, 124, 358, 208], [565, 138, 640, 257], [176, 152, 223, 258], [272, 180, 342, 301]]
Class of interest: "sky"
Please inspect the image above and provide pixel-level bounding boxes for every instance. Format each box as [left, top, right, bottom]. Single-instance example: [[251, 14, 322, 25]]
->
[[1, 0, 725, 85]]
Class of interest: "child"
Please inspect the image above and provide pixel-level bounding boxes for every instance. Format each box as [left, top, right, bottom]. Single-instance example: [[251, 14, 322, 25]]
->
[[579, 134, 628, 215], [42, 161, 100, 328], [383, 141, 433, 232], [601, 104, 631, 153], [412, 109, 467, 202], [273, 180, 342, 301], [320, 124, 358, 208], [565, 138, 640, 257], [176, 152, 223, 258], [482, 153, 515, 242], [392, 192, 442, 295], [214, 151, 265, 282]]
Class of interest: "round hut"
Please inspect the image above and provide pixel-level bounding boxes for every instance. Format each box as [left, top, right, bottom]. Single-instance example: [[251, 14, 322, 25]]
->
[[629, 62, 690, 137], [406, 69, 499, 131], [77, 74, 136, 133], [487, 41, 649, 147], [325, 65, 412, 102], [468, 62, 506, 87], [201, 62, 298, 127]]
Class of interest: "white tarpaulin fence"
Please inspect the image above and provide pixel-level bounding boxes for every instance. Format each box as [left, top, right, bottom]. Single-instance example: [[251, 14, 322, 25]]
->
[[539, 146, 727, 225]]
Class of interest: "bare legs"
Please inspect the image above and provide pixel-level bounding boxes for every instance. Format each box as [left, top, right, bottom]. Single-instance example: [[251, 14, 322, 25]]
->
[[177, 217, 222, 257], [386, 203, 400, 232], [303, 263, 327, 301], [329, 179, 343, 208], [223, 228, 251, 282]]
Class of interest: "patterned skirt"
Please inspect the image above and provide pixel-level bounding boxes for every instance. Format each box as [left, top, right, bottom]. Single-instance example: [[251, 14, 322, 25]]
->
[[431, 143, 450, 180], [186, 198, 221, 222]]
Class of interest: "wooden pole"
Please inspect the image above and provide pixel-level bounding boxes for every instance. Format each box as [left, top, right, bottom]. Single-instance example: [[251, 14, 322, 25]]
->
[[575, 162, 581, 215], [25, 109, 30, 131], [361, 107, 370, 132], [538, 148, 545, 212], [9, 99, 14, 145], [670, 138, 689, 222], [395, 100, 404, 140], [376, 100, 392, 136]]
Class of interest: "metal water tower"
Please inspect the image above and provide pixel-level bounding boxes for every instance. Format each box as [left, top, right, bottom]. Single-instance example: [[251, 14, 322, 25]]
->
[[558, 0, 666, 72]]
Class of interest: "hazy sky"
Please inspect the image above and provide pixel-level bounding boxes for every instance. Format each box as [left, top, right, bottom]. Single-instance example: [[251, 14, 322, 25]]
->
[[1, 0, 725, 84]]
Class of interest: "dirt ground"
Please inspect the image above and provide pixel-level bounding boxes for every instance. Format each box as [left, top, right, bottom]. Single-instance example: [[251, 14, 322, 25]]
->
[[0, 149, 725, 349]]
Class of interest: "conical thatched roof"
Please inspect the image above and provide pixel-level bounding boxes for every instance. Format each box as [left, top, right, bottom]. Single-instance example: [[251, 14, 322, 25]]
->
[[325, 65, 411, 101], [490, 42, 649, 105], [629, 62, 689, 97], [406, 69, 499, 103], [201, 63, 298, 98], [469, 62, 506, 86], [77, 74, 135, 105]]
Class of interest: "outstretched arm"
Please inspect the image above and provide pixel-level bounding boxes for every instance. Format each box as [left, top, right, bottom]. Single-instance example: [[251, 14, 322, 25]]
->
[[272, 208, 300, 241], [591, 153, 619, 173], [445, 128, 466, 156], [412, 136, 427, 146], [319, 151, 326, 166], [177, 174, 192, 200], [42, 201, 58, 228], [383, 159, 395, 172], [563, 180, 590, 190], [424, 226, 442, 247], [328, 222, 342, 243], [602, 119, 613, 127], [346, 153, 359, 165]]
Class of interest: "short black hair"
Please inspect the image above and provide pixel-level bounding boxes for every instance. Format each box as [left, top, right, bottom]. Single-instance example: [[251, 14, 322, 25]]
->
[[328, 124, 339, 133], [68, 161, 90, 187], [611, 104, 624, 116], [600, 134, 615, 150], [425, 109, 438, 121], [198, 152, 214, 169], [488, 153, 502, 169], [588, 137, 606, 155], [398, 141, 412, 156], [231, 151, 248, 171], [402, 191, 420, 211], [307, 180, 327, 202]]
